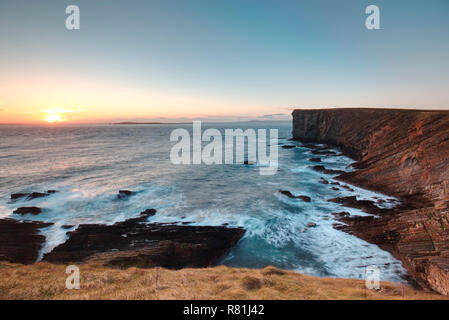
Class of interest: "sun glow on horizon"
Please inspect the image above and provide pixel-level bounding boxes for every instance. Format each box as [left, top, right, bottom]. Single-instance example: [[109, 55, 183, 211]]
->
[[42, 108, 72, 123], [43, 113, 62, 123]]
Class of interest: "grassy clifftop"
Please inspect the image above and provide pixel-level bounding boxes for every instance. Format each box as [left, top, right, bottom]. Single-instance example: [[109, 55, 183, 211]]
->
[[0, 262, 445, 300]]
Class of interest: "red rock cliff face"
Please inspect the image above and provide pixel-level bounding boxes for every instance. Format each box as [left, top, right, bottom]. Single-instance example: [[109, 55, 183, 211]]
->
[[292, 108, 449, 294], [293, 108, 449, 206]]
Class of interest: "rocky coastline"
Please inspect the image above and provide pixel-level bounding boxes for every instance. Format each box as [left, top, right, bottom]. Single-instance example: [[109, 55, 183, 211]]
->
[[43, 208, 245, 269], [0, 204, 245, 270], [292, 108, 449, 295]]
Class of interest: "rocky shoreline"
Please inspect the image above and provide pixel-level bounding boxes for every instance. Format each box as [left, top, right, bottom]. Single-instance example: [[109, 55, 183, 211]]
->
[[292, 108, 449, 295], [0, 218, 53, 264], [43, 208, 245, 269], [0, 205, 245, 269]]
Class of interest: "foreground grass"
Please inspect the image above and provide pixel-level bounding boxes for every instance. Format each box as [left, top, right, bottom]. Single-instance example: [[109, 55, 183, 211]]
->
[[0, 261, 445, 300]]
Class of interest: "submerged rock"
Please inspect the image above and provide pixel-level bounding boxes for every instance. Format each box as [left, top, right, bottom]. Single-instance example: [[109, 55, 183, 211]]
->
[[312, 165, 346, 175], [279, 190, 311, 202], [341, 185, 355, 192], [117, 190, 134, 199], [10, 191, 57, 201], [311, 150, 337, 156], [327, 196, 389, 215], [281, 145, 296, 149], [332, 212, 350, 219], [43, 209, 245, 269], [309, 158, 322, 163], [28, 192, 49, 200], [0, 218, 53, 264], [11, 193, 28, 200], [13, 207, 42, 215], [301, 143, 338, 155], [298, 196, 311, 202]]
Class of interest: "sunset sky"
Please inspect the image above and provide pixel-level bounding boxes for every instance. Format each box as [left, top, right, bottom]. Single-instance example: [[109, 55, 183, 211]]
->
[[0, 0, 448, 124]]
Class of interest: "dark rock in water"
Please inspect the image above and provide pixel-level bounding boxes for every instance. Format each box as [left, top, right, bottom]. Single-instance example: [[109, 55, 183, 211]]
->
[[243, 160, 256, 165], [139, 208, 156, 217], [11, 193, 28, 200], [327, 196, 388, 215], [43, 209, 245, 269], [279, 190, 295, 198], [117, 190, 134, 199], [301, 143, 337, 155], [281, 145, 296, 149], [341, 185, 355, 192], [28, 192, 49, 200], [0, 218, 53, 264], [319, 178, 329, 185], [302, 143, 322, 149], [311, 150, 337, 156], [312, 165, 346, 175], [332, 212, 350, 219], [297, 195, 311, 202], [307, 222, 317, 228], [11, 191, 56, 202], [61, 225, 75, 229], [331, 181, 340, 185], [279, 190, 311, 202], [309, 158, 322, 163], [13, 207, 42, 215], [332, 187, 340, 191], [115, 208, 156, 227]]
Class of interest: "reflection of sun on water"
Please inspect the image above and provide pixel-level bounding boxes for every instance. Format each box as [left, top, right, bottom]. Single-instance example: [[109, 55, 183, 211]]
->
[[42, 108, 71, 123]]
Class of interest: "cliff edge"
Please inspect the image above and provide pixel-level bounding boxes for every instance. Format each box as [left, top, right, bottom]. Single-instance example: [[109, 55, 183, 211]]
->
[[292, 108, 449, 294]]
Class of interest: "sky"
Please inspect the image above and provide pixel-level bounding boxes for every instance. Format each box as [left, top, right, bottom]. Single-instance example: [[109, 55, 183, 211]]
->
[[0, 0, 448, 124]]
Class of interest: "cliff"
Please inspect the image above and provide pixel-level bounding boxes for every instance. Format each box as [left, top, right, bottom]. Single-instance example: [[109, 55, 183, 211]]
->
[[292, 108, 449, 294]]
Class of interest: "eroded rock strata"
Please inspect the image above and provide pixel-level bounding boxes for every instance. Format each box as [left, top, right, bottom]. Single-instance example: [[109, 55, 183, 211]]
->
[[43, 209, 245, 269], [292, 108, 449, 294]]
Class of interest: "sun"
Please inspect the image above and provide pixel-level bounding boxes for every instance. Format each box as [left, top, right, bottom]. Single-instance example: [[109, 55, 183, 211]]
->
[[42, 108, 71, 123], [43, 114, 62, 123]]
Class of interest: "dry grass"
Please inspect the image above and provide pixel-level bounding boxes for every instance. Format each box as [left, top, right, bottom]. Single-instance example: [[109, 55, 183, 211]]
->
[[0, 262, 446, 300]]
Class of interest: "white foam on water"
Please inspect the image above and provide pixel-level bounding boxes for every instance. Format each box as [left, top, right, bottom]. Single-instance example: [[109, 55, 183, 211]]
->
[[0, 126, 408, 284], [3, 183, 181, 258]]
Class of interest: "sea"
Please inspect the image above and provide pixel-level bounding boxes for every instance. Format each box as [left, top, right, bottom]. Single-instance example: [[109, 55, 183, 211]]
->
[[0, 121, 407, 282]]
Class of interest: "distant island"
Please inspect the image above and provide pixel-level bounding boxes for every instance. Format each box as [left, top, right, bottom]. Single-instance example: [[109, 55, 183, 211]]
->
[[113, 120, 291, 125], [112, 122, 187, 125]]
